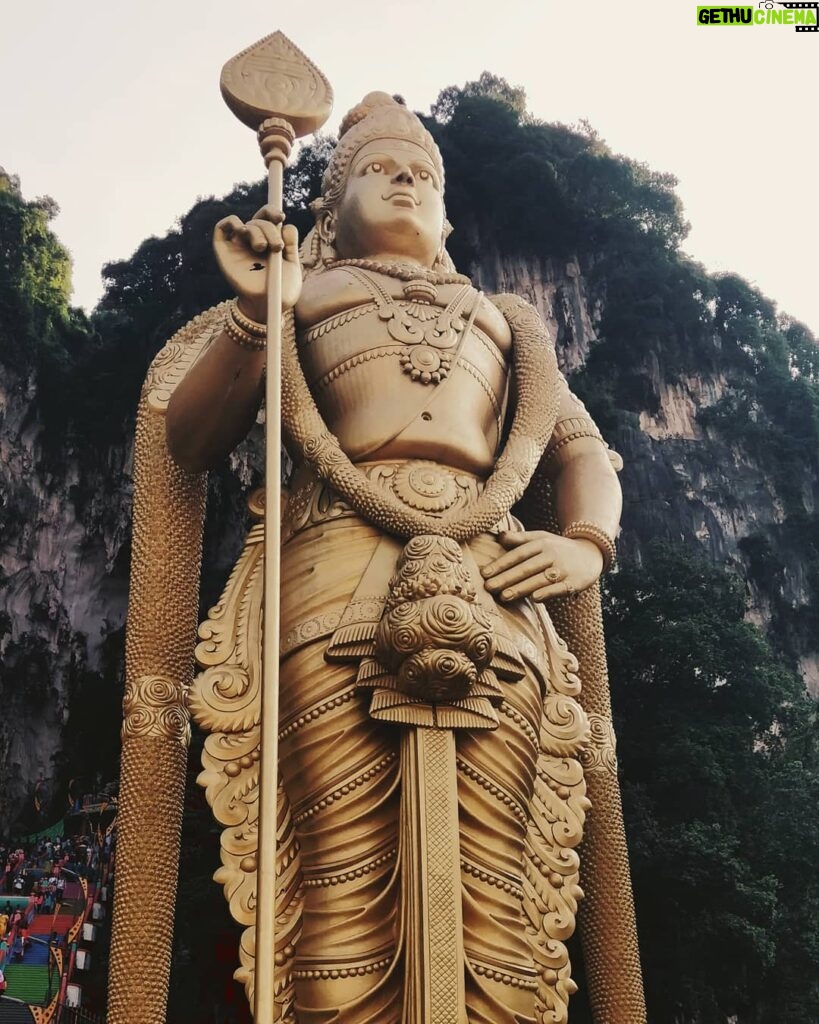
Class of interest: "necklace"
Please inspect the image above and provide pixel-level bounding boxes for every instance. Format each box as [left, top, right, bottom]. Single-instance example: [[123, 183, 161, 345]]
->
[[343, 267, 475, 386], [328, 257, 471, 286]]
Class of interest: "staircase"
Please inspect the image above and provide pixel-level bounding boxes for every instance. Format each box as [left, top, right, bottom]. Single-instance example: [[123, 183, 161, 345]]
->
[[1, 960, 53, 1004], [0, 1000, 34, 1024], [0, 887, 83, 1020], [0, 832, 113, 1023]]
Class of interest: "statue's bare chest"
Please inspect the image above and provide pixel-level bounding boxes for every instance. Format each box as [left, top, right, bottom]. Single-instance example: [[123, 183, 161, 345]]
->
[[296, 268, 512, 356]]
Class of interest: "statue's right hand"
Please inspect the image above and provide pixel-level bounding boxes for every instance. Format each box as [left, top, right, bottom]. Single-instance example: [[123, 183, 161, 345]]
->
[[213, 205, 301, 323]]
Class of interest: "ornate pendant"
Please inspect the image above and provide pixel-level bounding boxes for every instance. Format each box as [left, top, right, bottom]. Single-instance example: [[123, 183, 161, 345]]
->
[[403, 279, 439, 304], [399, 345, 452, 384]]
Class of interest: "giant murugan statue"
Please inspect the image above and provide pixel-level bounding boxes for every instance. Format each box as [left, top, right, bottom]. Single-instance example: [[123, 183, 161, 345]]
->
[[109, 88, 645, 1024]]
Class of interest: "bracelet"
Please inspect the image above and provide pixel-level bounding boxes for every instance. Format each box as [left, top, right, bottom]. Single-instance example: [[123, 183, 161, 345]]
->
[[231, 300, 267, 337], [223, 301, 266, 352], [562, 521, 617, 572]]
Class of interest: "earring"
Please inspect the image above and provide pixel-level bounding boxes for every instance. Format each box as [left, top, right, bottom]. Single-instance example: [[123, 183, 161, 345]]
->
[[319, 218, 338, 266]]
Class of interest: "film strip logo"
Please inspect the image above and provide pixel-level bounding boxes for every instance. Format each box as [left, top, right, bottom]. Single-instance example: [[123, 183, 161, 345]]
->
[[762, 1, 819, 30]]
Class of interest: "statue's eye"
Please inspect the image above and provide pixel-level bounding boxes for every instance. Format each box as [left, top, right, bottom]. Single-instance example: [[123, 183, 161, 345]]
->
[[366, 162, 383, 174]]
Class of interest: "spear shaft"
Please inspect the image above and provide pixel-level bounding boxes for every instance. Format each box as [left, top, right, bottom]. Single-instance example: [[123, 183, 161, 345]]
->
[[256, 121, 290, 1023], [219, 33, 332, 1022]]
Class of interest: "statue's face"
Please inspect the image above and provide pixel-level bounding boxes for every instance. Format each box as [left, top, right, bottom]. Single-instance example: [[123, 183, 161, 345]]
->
[[332, 139, 444, 265]]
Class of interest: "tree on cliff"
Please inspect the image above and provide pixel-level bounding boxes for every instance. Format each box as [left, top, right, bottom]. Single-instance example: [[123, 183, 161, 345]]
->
[[0, 169, 89, 374], [0, 168, 100, 438]]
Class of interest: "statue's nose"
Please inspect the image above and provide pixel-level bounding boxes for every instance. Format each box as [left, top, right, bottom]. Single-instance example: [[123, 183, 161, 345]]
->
[[392, 165, 415, 185]]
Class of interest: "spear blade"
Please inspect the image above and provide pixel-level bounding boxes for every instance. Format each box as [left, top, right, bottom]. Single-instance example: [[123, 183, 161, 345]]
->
[[221, 30, 333, 136]]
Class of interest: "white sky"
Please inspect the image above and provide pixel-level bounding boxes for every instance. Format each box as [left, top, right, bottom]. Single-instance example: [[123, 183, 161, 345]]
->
[[2, 0, 817, 334]]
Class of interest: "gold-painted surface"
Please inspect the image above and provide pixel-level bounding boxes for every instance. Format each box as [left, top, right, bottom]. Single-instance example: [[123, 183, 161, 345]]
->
[[401, 728, 466, 1022], [581, 714, 618, 777], [188, 508, 303, 1018], [521, 608, 590, 1024], [129, 88, 644, 1024], [122, 674, 191, 744], [175, 298, 634, 1022], [109, 315, 213, 1024], [280, 294, 561, 542], [283, 461, 485, 542], [522, 472, 647, 1024], [550, 588, 646, 1024], [220, 31, 333, 136], [109, 737, 188, 1024], [543, 416, 604, 466], [144, 305, 227, 415], [371, 534, 499, 711], [190, 509, 591, 1022]]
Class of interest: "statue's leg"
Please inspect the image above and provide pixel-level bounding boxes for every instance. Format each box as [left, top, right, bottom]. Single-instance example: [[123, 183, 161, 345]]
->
[[279, 522, 402, 1023], [457, 536, 547, 1024], [457, 663, 542, 1024], [276, 524, 571, 1024], [279, 646, 401, 1022]]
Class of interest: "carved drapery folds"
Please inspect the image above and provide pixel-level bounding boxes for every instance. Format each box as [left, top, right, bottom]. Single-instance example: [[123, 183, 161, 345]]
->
[[189, 515, 302, 1016]]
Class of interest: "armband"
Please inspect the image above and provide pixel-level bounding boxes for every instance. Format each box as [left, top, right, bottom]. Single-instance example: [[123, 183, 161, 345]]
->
[[224, 300, 267, 352], [562, 520, 617, 572], [543, 416, 605, 465]]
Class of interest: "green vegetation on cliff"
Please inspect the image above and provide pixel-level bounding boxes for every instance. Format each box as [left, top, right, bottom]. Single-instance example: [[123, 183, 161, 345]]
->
[[0, 170, 99, 431], [0, 169, 74, 367], [604, 545, 819, 1024]]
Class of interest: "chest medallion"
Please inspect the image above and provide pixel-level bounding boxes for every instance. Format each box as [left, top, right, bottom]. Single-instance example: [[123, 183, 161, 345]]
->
[[346, 268, 477, 386]]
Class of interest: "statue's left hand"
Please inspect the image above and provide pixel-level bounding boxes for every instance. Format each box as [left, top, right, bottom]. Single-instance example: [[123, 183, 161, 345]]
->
[[481, 531, 603, 603]]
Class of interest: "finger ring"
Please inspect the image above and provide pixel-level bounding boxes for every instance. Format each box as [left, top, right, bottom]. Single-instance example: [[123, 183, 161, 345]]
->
[[543, 569, 561, 584]]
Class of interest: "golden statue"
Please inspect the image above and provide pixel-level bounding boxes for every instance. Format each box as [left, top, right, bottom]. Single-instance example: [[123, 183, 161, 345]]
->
[[108, 41, 645, 1024]]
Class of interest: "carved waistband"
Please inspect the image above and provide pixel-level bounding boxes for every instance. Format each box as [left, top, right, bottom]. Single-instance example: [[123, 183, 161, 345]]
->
[[280, 460, 487, 541]]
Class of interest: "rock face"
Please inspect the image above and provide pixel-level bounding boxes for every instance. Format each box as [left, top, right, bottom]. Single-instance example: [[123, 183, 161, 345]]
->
[[0, 366, 131, 824], [473, 251, 819, 691], [0, 253, 816, 824], [473, 252, 598, 375], [0, 359, 262, 826]]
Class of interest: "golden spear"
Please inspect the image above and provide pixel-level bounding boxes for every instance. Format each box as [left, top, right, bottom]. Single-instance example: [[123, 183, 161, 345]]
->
[[220, 32, 332, 1022]]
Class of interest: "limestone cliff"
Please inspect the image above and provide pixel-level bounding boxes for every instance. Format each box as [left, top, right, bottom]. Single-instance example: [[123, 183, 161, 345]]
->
[[0, 366, 128, 824], [0, 357, 262, 825]]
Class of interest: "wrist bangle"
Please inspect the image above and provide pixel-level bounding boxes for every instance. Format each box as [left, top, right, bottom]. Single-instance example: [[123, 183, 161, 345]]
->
[[562, 521, 617, 572], [231, 300, 267, 337], [224, 302, 266, 352]]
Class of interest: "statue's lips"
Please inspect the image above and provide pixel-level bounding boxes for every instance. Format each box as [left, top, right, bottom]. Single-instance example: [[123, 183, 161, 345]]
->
[[383, 191, 420, 207]]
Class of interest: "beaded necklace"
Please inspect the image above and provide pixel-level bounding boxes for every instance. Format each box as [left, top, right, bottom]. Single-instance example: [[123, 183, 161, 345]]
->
[[328, 257, 471, 287]]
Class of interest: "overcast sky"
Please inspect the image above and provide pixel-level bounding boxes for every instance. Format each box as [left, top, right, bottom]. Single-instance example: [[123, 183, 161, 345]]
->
[[2, 0, 816, 334]]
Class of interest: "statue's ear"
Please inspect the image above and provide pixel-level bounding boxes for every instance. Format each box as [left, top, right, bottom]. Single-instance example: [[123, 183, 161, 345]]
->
[[306, 199, 338, 268], [311, 198, 336, 245]]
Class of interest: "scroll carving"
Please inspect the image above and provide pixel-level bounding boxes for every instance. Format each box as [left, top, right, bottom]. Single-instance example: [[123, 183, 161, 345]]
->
[[122, 674, 190, 745], [580, 713, 619, 776]]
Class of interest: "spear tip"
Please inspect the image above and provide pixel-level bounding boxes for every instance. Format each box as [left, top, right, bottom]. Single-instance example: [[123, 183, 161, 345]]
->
[[221, 30, 333, 137]]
